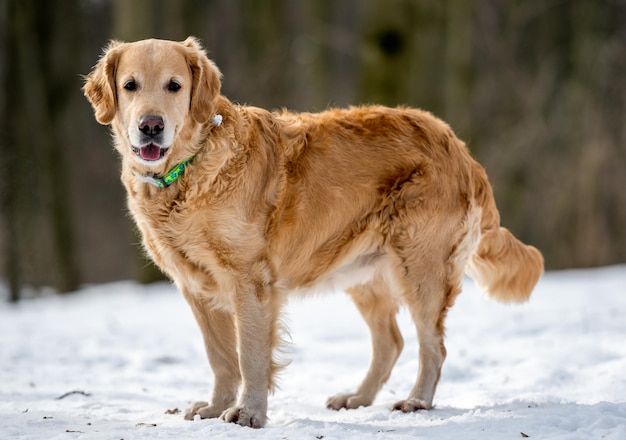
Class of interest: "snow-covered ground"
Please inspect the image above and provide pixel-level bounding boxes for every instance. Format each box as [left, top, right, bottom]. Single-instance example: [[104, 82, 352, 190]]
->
[[1, 266, 625, 439]]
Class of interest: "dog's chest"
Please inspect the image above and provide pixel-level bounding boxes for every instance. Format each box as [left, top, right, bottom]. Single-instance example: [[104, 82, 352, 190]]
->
[[132, 196, 266, 282]]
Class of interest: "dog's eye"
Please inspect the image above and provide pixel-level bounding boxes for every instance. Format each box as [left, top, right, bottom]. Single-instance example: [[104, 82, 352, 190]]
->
[[123, 80, 137, 91], [168, 81, 181, 92]]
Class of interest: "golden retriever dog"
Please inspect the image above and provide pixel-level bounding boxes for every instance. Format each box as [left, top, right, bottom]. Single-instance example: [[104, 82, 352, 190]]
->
[[83, 37, 544, 428]]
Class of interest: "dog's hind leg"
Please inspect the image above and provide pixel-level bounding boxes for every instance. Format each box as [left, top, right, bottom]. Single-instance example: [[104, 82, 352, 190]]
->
[[393, 276, 449, 411], [327, 276, 403, 410], [390, 251, 464, 412], [183, 295, 242, 420]]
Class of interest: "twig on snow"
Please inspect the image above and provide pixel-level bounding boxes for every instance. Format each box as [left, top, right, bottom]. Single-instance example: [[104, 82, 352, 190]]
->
[[55, 390, 92, 400]]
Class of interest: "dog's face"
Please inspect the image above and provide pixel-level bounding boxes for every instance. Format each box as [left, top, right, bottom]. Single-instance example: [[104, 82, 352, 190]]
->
[[84, 37, 221, 167]]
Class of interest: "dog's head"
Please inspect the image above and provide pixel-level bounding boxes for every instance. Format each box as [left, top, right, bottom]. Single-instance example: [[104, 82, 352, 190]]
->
[[83, 37, 221, 166]]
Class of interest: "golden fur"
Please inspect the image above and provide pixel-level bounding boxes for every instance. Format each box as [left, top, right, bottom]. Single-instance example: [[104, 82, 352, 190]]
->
[[83, 37, 544, 428]]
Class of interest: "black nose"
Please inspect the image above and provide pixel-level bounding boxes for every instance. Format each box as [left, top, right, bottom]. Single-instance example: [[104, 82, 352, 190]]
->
[[138, 115, 164, 137]]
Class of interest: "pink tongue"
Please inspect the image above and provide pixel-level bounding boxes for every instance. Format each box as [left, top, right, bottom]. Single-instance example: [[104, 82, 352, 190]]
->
[[140, 144, 161, 161]]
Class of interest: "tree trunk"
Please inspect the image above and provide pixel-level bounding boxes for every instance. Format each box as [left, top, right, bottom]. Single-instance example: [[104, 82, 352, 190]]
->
[[0, 0, 81, 298], [1, 0, 22, 302]]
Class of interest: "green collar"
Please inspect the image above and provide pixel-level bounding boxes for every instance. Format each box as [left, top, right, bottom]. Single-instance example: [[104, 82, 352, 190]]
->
[[140, 156, 194, 188]]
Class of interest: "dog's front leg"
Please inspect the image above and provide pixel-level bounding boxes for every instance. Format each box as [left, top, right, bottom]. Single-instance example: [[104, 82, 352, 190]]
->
[[183, 296, 241, 421], [221, 282, 276, 428]]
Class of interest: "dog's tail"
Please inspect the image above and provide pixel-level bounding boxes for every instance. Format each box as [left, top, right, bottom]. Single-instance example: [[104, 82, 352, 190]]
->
[[466, 164, 544, 303]]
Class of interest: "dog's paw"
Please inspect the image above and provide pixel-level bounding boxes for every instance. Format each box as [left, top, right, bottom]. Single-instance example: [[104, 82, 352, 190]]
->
[[220, 405, 266, 428], [184, 401, 225, 420], [391, 398, 431, 412], [326, 392, 373, 410]]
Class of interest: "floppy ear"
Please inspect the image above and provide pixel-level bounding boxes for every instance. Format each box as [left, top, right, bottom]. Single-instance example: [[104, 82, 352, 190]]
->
[[183, 37, 222, 124], [83, 40, 123, 125]]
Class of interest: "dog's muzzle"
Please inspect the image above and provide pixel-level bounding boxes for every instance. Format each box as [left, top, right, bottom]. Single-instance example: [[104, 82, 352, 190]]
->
[[134, 115, 167, 161]]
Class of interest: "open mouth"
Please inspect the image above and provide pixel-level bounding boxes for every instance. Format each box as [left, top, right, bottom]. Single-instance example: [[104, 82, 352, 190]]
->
[[132, 143, 168, 161]]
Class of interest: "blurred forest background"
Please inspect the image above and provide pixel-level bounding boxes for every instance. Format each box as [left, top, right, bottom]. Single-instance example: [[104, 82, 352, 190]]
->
[[0, 0, 625, 301]]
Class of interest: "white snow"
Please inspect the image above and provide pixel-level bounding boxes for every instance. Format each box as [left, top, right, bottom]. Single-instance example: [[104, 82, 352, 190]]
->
[[1, 266, 625, 439]]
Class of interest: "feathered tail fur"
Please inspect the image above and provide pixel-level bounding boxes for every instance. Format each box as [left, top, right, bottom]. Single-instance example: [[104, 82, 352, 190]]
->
[[467, 164, 544, 303]]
